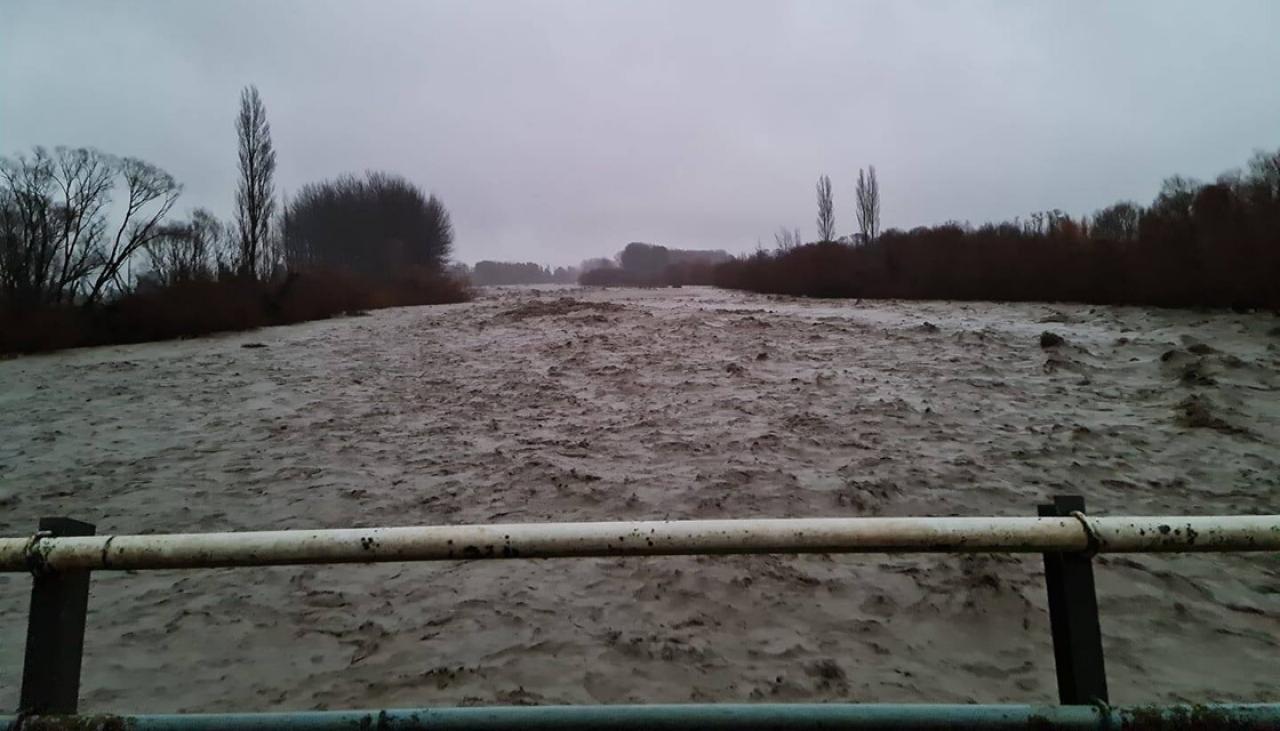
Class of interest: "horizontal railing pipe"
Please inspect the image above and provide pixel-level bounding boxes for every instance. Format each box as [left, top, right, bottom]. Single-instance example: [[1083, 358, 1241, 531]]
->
[[3, 515, 1279, 573], [6, 704, 1280, 731]]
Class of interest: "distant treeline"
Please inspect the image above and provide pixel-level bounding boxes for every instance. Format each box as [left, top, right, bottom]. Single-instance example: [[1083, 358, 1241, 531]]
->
[[578, 243, 731, 287], [716, 149, 1280, 309], [463, 261, 579, 286], [461, 243, 732, 288], [1, 86, 468, 354]]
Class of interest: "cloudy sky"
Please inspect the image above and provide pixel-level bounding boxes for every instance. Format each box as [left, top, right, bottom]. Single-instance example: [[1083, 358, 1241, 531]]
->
[[3, 1, 1278, 266]]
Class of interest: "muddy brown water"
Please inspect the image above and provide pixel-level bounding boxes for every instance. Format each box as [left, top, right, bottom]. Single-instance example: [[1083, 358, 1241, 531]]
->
[[1, 286, 1277, 711]]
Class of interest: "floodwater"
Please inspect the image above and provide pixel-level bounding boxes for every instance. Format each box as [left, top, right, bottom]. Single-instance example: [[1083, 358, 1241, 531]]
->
[[1, 286, 1277, 712]]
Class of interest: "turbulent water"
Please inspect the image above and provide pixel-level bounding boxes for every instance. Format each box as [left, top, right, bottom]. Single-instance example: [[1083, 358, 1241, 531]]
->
[[1, 285, 1277, 712]]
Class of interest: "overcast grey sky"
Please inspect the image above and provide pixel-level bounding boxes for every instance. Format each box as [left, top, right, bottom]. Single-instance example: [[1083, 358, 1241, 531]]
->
[[3, 1, 1278, 266]]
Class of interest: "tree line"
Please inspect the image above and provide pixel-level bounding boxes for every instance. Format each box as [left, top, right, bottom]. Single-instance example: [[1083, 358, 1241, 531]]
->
[[1, 86, 467, 353], [464, 261, 579, 286], [459, 244, 732, 288], [716, 150, 1280, 309], [578, 242, 731, 286], [805, 166, 880, 246]]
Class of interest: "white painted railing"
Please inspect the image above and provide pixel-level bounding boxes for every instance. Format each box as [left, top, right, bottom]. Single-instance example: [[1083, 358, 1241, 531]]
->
[[4, 515, 1279, 572]]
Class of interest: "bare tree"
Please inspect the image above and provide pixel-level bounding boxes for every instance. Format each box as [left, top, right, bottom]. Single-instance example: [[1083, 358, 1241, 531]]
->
[[1246, 148, 1280, 200], [49, 148, 115, 303], [144, 208, 225, 286], [234, 85, 276, 279], [815, 174, 835, 242], [1151, 175, 1200, 219], [773, 226, 802, 251], [258, 190, 287, 280], [1, 147, 166, 308], [855, 165, 880, 243], [1090, 201, 1141, 241], [0, 148, 59, 308], [85, 157, 181, 304], [773, 227, 790, 251]]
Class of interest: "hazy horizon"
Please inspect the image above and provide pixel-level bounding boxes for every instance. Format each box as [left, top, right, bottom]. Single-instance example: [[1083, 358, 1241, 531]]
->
[[3, 0, 1278, 266]]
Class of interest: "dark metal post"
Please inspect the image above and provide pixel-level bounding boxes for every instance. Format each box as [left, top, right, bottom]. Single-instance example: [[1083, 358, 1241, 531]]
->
[[19, 517, 96, 714], [1039, 495, 1108, 705]]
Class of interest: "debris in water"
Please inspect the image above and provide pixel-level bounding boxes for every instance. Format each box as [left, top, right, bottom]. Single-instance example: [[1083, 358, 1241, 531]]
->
[[1039, 331, 1065, 348], [498, 298, 625, 322], [1175, 395, 1248, 435], [1179, 361, 1216, 386]]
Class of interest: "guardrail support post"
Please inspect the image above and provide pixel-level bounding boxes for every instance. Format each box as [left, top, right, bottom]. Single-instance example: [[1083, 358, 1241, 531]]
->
[[1039, 495, 1108, 705], [19, 517, 96, 714]]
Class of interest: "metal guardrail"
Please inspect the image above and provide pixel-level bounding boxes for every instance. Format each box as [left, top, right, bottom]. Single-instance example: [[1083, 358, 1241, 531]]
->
[[5, 514, 1280, 573], [4, 496, 1279, 729]]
